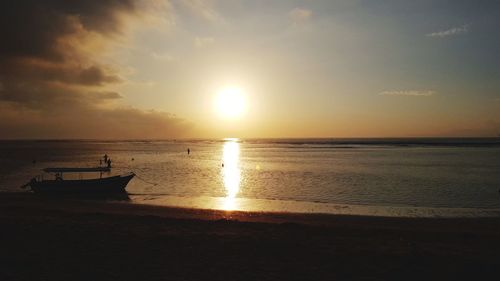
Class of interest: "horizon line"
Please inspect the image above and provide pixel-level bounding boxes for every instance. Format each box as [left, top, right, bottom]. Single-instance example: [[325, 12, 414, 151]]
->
[[1, 136, 499, 142]]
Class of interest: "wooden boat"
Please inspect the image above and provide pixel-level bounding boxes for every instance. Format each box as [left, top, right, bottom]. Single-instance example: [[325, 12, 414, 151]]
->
[[23, 167, 134, 194]]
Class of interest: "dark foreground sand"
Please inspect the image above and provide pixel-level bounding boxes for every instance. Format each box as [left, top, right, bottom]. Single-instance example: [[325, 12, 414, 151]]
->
[[1, 193, 500, 281]]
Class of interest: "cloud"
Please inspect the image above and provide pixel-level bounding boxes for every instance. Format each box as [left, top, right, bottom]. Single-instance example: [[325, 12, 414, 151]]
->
[[181, 0, 225, 24], [194, 36, 215, 48], [0, 1, 139, 62], [0, 103, 192, 139], [426, 25, 468, 38], [289, 8, 312, 24], [1, 59, 121, 87], [0, 0, 192, 139], [379, 90, 436, 97], [151, 52, 175, 61]]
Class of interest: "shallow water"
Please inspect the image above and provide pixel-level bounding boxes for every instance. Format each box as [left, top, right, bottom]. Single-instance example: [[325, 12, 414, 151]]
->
[[1, 138, 499, 216]]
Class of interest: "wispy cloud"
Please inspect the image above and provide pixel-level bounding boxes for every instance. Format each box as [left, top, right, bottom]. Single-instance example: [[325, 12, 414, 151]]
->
[[181, 0, 225, 24], [194, 36, 215, 48], [151, 52, 175, 61], [426, 25, 468, 38], [289, 8, 312, 24], [379, 90, 436, 97]]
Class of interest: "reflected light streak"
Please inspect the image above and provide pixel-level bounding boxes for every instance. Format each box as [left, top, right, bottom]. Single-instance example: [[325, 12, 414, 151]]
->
[[221, 139, 241, 210]]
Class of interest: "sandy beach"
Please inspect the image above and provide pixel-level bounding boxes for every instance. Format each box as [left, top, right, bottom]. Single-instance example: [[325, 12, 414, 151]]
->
[[1, 192, 500, 281]]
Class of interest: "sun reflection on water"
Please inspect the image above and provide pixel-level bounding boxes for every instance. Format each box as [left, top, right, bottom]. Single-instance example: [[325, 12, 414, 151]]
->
[[221, 139, 241, 210]]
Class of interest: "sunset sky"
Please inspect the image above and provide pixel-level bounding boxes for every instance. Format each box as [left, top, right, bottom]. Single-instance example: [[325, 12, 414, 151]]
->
[[0, 0, 499, 139]]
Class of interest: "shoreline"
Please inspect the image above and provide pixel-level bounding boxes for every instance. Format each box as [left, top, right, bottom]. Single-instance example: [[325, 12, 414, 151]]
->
[[4, 191, 500, 219], [2, 192, 500, 280], [2, 191, 500, 235], [127, 193, 500, 218]]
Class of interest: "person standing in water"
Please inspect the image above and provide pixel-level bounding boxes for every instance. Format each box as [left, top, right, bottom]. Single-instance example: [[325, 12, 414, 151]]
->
[[187, 148, 190, 155]]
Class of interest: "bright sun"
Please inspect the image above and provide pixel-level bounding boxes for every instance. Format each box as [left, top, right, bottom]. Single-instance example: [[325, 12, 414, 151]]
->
[[214, 87, 247, 119]]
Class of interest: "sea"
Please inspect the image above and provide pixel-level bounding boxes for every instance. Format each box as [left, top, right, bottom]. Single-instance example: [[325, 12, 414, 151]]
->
[[1, 138, 500, 217]]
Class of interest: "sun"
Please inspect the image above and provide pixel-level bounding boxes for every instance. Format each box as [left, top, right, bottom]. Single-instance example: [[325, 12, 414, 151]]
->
[[214, 87, 247, 119]]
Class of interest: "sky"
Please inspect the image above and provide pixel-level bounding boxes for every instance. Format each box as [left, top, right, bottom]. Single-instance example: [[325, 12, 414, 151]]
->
[[0, 0, 499, 139]]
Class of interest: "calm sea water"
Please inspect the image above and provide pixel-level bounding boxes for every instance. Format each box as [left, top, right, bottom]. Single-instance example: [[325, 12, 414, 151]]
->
[[1, 138, 500, 216]]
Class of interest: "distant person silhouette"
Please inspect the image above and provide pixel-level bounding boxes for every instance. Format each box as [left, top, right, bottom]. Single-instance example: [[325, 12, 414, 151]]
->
[[187, 148, 190, 155], [107, 159, 112, 168], [104, 154, 108, 163]]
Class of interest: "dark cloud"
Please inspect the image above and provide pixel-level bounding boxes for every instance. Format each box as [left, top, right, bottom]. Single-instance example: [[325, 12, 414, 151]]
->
[[0, 0, 192, 139], [0, 103, 192, 139], [0, 0, 136, 62], [0, 0, 132, 89], [0, 59, 121, 88], [91, 91, 123, 100]]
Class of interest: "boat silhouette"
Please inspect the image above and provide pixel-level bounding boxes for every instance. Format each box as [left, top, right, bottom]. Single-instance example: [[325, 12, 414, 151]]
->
[[22, 166, 135, 194]]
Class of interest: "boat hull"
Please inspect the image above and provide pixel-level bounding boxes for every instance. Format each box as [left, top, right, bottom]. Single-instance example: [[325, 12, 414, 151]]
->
[[29, 173, 134, 194]]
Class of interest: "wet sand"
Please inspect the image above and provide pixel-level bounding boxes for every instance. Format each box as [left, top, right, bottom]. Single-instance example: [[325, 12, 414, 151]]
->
[[1, 193, 500, 281]]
